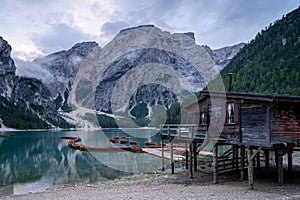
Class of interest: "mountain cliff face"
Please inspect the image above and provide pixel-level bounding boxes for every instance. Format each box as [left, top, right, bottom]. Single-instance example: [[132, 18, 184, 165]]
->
[[0, 36, 17, 98], [2, 25, 244, 128], [16, 25, 243, 128], [0, 36, 73, 129], [72, 25, 218, 127], [33, 42, 99, 110], [203, 43, 245, 71]]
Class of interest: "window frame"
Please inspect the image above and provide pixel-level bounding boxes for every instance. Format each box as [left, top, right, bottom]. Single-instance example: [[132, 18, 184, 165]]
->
[[200, 111, 207, 125], [225, 101, 239, 125]]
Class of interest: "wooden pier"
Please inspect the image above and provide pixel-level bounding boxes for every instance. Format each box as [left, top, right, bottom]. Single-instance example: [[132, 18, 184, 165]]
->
[[142, 148, 185, 161]]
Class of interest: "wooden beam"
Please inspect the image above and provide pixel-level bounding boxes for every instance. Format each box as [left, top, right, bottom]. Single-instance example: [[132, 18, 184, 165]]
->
[[170, 141, 174, 174], [240, 145, 245, 180], [288, 150, 293, 173], [250, 147, 262, 160], [193, 143, 197, 172], [185, 142, 189, 170], [190, 143, 193, 179], [235, 145, 239, 171], [264, 150, 270, 176], [247, 146, 254, 190], [256, 151, 261, 170], [161, 138, 165, 171], [278, 153, 283, 186], [213, 144, 218, 184]]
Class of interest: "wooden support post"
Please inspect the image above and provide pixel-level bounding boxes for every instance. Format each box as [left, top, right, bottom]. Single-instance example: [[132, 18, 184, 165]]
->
[[193, 143, 197, 172], [256, 150, 261, 170], [232, 145, 236, 170], [185, 142, 189, 170], [278, 152, 283, 186], [247, 146, 254, 190], [170, 141, 174, 174], [288, 150, 293, 173], [213, 144, 218, 184], [264, 150, 270, 176], [240, 145, 245, 180], [190, 143, 193, 179], [275, 150, 279, 172], [235, 145, 239, 171], [161, 138, 165, 171]]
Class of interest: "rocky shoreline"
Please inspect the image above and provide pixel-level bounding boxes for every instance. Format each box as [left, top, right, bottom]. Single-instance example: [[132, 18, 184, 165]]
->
[[2, 171, 300, 200]]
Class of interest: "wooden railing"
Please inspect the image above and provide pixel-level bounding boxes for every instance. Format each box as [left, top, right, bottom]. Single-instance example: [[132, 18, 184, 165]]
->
[[160, 124, 206, 141]]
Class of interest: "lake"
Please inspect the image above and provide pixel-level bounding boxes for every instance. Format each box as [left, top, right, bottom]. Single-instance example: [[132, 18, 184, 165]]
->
[[0, 129, 171, 195]]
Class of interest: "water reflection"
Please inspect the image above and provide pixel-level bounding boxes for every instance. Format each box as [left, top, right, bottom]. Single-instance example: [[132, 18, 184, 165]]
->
[[0, 129, 167, 195], [0, 131, 131, 194]]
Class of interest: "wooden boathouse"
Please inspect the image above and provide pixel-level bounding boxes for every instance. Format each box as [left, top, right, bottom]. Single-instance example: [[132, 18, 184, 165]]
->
[[160, 90, 300, 189]]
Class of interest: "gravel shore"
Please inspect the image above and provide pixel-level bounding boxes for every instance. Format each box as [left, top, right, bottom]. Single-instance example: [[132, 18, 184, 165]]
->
[[1, 171, 300, 200]]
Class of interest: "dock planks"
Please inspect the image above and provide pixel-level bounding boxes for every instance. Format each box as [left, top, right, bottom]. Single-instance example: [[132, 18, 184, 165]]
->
[[142, 148, 185, 161]]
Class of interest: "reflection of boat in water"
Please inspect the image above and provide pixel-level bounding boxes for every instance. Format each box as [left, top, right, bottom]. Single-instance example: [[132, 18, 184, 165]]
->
[[0, 133, 17, 137]]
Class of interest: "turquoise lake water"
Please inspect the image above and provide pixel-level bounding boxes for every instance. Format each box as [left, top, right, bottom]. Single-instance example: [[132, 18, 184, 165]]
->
[[0, 129, 169, 195]]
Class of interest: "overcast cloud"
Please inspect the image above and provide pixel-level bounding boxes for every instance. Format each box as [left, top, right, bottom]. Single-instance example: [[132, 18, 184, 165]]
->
[[0, 0, 299, 61]]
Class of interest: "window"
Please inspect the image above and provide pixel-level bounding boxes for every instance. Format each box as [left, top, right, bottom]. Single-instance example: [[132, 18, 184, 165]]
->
[[200, 112, 207, 125], [225, 102, 239, 124], [227, 103, 235, 123]]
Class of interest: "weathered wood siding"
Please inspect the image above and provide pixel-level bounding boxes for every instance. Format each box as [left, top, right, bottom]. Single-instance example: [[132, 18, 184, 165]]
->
[[240, 103, 270, 146], [270, 103, 300, 144], [187, 102, 200, 126]]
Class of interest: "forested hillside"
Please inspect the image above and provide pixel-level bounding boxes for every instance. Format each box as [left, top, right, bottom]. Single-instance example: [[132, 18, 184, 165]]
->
[[209, 6, 300, 95]]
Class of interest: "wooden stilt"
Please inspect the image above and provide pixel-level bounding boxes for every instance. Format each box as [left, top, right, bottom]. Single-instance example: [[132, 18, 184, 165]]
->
[[232, 145, 236, 170], [193, 143, 197, 172], [256, 150, 261, 170], [264, 150, 270, 176], [190, 143, 193, 179], [288, 150, 293, 173], [247, 146, 254, 190], [185, 142, 188, 170], [213, 144, 218, 184], [275, 150, 279, 172], [170, 141, 174, 174], [235, 145, 239, 171], [240, 145, 245, 180], [161, 138, 165, 171], [278, 151, 283, 186]]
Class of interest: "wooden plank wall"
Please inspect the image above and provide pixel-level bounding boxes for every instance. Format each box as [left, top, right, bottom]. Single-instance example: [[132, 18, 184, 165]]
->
[[240, 103, 270, 146], [270, 103, 300, 143]]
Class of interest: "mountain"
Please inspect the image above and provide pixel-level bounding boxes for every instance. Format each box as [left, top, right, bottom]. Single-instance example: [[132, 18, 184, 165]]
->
[[0, 36, 73, 129], [0, 36, 16, 98], [203, 43, 245, 71], [32, 41, 99, 111], [12, 25, 243, 128], [77, 25, 219, 127], [209, 6, 300, 95]]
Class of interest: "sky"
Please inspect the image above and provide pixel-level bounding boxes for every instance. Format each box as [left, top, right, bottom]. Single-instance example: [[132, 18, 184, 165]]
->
[[0, 0, 299, 61]]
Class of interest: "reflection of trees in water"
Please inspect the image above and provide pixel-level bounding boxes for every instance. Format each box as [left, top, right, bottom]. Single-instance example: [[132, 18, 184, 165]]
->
[[0, 132, 129, 187]]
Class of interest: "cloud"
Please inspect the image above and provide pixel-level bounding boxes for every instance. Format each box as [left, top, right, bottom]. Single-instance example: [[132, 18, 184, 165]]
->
[[31, 23, 96, 54], [1, 0, 299, 59], [15, 58, 55, 83]]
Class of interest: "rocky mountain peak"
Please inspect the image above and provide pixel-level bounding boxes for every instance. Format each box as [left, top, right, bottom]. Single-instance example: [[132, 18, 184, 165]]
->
[[32, 41, 100, 108], [203, 42, 245, 71], [0, 36, 16, 98], [0, 36, 16, 75]]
